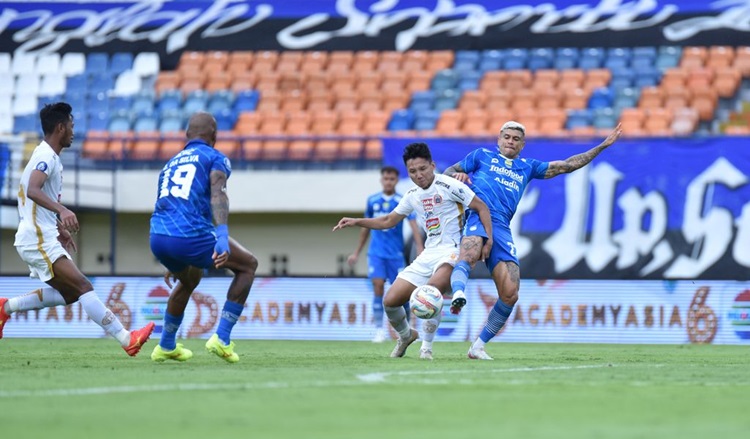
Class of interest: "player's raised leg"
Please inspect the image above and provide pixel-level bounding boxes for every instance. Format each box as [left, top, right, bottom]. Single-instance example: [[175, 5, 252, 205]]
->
[[468, 261, 519, 360], [205, 237, 258, 363], [450, 234, 484, 315], [0, 287, 66, 339], [47, 257, 155, 356]]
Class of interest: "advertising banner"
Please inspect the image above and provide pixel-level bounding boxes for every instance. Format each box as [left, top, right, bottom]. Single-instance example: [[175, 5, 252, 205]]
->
[[383, 136, 750, 280], [1, 1, 748, 58], [1, 276, 748, 345]]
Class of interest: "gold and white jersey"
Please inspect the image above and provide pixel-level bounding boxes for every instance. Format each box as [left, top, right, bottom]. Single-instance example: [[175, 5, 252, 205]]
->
[[394, 173, 475, 249], [14, 141, 63, 247]]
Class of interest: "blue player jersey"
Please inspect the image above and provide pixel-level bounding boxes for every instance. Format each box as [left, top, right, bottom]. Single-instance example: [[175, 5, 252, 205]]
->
[[365, 192, 413, 260], [458, 148, 548, 226], [150, 140, 232, 238]]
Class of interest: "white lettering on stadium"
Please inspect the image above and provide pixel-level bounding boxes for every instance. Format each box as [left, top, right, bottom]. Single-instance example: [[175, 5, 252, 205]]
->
[[2, 1, 747, 53]]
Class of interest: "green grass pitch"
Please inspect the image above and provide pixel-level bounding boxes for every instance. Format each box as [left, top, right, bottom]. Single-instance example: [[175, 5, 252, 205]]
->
[[1, 339, 748, 439]]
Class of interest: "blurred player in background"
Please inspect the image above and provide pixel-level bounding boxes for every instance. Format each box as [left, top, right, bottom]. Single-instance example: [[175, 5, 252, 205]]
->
[[334, 142, 492, 360], [0, 102, 155, 356], [149, 112, 258, 363], [445, 121, 623, 360], [346, 166, 424, 343]]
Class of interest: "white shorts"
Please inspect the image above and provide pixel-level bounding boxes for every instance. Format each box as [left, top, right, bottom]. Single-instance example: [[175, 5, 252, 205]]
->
[[16, 240, 71, 282], [397, 245, 459, 287]]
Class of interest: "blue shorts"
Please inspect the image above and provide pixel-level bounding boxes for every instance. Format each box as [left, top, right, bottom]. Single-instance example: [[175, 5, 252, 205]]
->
[[463, 211, 518, 272], [150, 233, 216, 273], [368, 255, 404, 283]]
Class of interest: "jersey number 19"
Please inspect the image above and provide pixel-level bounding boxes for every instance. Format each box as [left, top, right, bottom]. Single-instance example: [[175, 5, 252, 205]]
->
[[159, 164, 196, 200]]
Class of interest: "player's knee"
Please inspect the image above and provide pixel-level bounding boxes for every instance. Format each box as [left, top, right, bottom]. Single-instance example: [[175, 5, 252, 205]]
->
[[501, 288, 519, 306], [246, 253, 258, 273]]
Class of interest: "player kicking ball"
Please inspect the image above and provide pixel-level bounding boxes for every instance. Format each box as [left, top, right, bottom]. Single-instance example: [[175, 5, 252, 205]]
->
[[334, 142, 492, 360]]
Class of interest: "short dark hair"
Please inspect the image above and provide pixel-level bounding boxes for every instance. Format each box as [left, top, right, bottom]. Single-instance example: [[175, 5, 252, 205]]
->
[[40, 102, 73, 135], [402, 142, 432, 164], [381, 165, 399, 176]]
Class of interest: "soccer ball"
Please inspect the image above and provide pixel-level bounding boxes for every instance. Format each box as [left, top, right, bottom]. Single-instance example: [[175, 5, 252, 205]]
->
[[409, 285, 444, 319]]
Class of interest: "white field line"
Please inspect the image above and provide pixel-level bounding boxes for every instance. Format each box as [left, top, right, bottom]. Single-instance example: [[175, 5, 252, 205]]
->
[[0, 364, 610, 398]]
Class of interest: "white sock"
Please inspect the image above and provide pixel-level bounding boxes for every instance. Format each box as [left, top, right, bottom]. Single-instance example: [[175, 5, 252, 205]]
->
[[7, 287, 67, 313], [420, 312, 442, 351], [471, 338, 486, 350], [78, 291, 130, 346], [385, 305, 411, 339]]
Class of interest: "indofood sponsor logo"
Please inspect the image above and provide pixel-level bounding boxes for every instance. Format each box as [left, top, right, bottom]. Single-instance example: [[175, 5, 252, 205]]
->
[[728, 290, 750, 340], [142, 286, 170, 334]]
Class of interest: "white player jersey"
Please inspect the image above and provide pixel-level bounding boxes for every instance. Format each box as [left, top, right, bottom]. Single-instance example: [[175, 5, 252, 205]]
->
[[394, 173, 475, 249], [14, 141, 63, 247]]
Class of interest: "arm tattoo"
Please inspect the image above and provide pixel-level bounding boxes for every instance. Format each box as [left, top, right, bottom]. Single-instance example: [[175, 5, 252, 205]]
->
[[210, 170, 229, 225], [443, 163, 464, 176], [505, 261, 520, 290], [545, 144, 607, 178]]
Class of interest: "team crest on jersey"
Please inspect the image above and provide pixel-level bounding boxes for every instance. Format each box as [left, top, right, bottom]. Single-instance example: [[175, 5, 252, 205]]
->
[[434, 195, 442, 204], [504, 159, 513, 168], [421, 198, 434, 211], [35, 161, 48, 172], [224, 157, 232, 172], [491, 158, 499, 163], [382, 201, 390, 209]]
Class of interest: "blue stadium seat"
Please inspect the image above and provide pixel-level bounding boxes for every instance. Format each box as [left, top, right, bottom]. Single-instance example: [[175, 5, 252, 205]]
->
[[528, 48, 553, 71], [159, 110, 183, 133], [214, 108, 236, 131], [455, 50, 481, 64], [566, 109, 593, 129], [66, 74, 88, 95], [592, 108, 617, 129], [453, 51, 479, 72], [87, 112, 109, 131], [431, 70, 458, 91], [554, 47, 579, 69], [109, 53, 133, 76], [656, 46, 682, 70], [108, 110, 131, 132], [132, 94, 155, 116], [208, 90, 234, 114], [87, 93, 109, 114], [606, 47, 632, 60], [86, 52, 109, 75], [13, 114, 37, 133], [477, 58, 501, 72], [588, 88, 613, 109], [183, 90, 208, 114], [433, 89, 459, 112], [233, 90, 259, 113], [633, 67, 660, 88], [409, 90, 435, 112], [110, 96, 132, 113], [457, 71, 482, 91], [89, 73, 114, 95], [633, 46, 657, 58], [609, 70, 634, 93], [579, 47, 604, 70], [133, 115, 158, 133], [413, 110, 440, 131], [158, 90, 183, 113], [631, 55, 655, 70], [612, 87, 639, 114], [604, 57, 629, 70], [502, 49, 528, 70], [387, 109, 414, 131]]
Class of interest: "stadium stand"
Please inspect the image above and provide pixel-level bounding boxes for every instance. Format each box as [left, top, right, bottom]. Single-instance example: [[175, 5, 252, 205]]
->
[[1, 46, 750, 167]]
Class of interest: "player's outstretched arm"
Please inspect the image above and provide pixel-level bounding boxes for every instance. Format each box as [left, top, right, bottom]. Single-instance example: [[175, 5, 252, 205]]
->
[[444, 163, 472, 184], [333, 212, 406, 232], [544, 123, 622, 179]]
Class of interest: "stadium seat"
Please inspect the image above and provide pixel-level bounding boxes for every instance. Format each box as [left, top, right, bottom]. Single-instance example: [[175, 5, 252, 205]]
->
[[61, 53, 86, 76], [110, 53, 134, 76], [133, 115, 159, 133], [288, 139, 315, 161], [132, 52, 161, 77]]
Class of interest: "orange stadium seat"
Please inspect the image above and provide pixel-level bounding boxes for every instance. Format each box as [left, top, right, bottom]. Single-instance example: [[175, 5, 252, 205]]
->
[[338, 139, 363, 160], [691, 88, 718, 120], [160, 135, 184, 160], [214, 134, 239, 158], [258, 111, 285, 135], [563, 88, 590, 110], [537, 89, 563, 109], [178, 51, 204, 71], [714, 67, 741, 98], [280, 90, 307, 112], [732, 47, 750, 75], [230, 72, 256, 92], [312, 139, 340, 162], [459, 90, 486, 110], [505, 70, 532, 89], [241, 139, 263, 161], [130, 131, 160, 159], [288, 139, 315, 161], [285, 111, 311, 135], [83, 134, 109, 158], [235, 112, 261, 135], [361, 111, 389, 135], [310, 111, 338, 135], [252, 51, 279, 71], [338, 113, 363, 134], [406, 71, 433, 91], [639, 87, 663, 109], [262, 139, 287, 161], [364, 139, 382, 160]]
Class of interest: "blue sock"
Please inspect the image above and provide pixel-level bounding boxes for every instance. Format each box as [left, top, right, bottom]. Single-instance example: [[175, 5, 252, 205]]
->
[[217, 301, 244, 345], [160, 312, 183, 350], [372, 296, 384, 328], [479, 299, 514, 343], [451, 260, 471, 293]]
